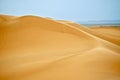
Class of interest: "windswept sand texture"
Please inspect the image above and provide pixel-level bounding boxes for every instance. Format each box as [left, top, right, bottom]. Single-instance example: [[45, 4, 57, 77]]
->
[[0, 15, 120, 80]]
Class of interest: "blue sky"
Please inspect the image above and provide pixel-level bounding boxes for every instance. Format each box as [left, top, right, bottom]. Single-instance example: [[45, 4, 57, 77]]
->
[[0, 0, 120, 21]]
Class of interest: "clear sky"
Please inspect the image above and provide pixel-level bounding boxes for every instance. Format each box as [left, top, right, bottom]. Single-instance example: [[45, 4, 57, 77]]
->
[[0, 0, 120, 21]]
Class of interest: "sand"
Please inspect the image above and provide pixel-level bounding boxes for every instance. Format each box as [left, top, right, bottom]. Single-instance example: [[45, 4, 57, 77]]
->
[[0, 15, 120, 80]]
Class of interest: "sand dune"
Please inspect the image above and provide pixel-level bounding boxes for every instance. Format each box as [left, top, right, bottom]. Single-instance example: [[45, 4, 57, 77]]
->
[[0, 15, 16, 23], [0, 15, 120, 80], [91, 27, 120, 46], [58, 20, 120, 46]]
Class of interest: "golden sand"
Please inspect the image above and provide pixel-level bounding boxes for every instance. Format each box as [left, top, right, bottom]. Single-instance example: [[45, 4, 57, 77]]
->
[[0, 15, 120, 80]]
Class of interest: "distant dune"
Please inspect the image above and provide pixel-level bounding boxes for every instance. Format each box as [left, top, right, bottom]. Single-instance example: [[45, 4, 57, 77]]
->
[[0, 15, 120, 80]]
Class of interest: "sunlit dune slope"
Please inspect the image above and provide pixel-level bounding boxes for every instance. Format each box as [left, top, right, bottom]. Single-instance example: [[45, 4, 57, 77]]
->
[[91, 27, 120, 46], [0, 15, 120, 80], [59, 20, 120, 46]]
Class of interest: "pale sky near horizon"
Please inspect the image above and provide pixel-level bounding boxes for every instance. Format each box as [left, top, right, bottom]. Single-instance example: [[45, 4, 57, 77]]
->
[[0, 0, 120, 21]]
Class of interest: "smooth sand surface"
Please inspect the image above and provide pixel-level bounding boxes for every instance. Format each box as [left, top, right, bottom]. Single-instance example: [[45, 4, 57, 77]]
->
[[0, 15, 120, 80]]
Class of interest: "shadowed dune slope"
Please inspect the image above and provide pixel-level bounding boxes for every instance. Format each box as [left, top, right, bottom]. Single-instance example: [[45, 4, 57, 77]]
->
[[0, 15, 120, 80]]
